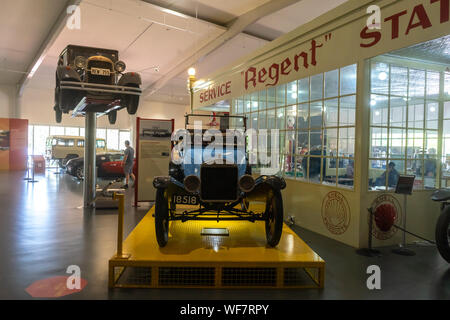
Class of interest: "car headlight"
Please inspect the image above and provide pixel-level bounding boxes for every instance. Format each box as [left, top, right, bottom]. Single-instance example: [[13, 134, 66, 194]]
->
[[115, 61, 126, 73], [239, 174, 255, 193], [184, 175, 200, 193], [74, 56, 87, 69]]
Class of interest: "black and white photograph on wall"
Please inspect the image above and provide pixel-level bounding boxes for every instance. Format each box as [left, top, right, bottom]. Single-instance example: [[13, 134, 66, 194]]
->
[[0, 130, 10, 151], [139, 120, 172, 140]]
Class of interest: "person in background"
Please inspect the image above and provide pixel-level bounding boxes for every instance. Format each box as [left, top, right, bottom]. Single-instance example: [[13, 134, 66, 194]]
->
[[122, 140, 135, 189], [376, 161, 399, 188]]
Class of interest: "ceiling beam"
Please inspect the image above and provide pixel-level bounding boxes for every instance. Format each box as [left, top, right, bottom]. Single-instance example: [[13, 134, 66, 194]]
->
[[142, 0, 303, 99], [17, 0, 82, 96]]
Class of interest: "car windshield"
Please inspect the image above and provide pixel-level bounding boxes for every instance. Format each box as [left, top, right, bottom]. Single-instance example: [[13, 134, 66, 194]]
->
[[66, 46, 118, 63]]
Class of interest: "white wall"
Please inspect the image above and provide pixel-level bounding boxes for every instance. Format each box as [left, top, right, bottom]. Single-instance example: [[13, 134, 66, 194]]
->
[[136, 100, 189, 131], [0, 85, 16, 118]]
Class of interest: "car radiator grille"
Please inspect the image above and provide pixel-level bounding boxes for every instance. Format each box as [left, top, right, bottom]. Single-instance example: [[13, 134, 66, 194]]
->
[[88, 60, 114, 85], [200, 165, 238, 201]]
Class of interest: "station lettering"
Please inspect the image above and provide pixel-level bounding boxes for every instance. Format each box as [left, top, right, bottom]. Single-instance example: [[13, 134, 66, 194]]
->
[[244, 39, 324, 90], [199, 81, 231, 103], [360, 0, 449, 48]]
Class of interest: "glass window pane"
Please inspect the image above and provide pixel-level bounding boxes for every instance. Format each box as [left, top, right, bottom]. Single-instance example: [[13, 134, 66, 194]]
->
[[409, 69, 425, 98], [284, 154, 295, 178], [296, 156, 307, 180], [408, 100, 425, 129], [276, 84, 286, 107], [107, 129, 119, 151], [427, 71, 440, 99], [33, 125, 49, 156], [325, 128, 338, 157], [370, 127, 388, 158], [80, 128, 85, 137], [390, 66, 408, 97], [286, 106, 296, 130], [323, 158, 337, 187], [96, 128, 106, 140], [389, 128, 405, 159], [236, 98, 243, 114], [370, 95, 388, 126], [244, 95, 251, 113], [285, 131, 296, 155], [339, 128, 355, 158], [251, 114, 258, 130], [390, 97, 407, 127], [340, 95, 356, 126], [310, 74, 323, 101], [65, 127, 79, 136], [297, 131, 309, 153], [325, 69, 339, 98], [258, 111, 267, 129], [298, 78, 309, 103], [339, 158, 354, 188], [50, 126, 64, 136], [267, 87, 276, 109], [310, 101, 323, 129], [407, 129, 424, 159], [371, 62, 389, 95], [28, 125, 33, 156], [276, 108, 285, 130], [297, 103, 309, 130], [287, 81, 297, 105], [267, 109, 276, 129], [340, 64, 357, 95], [309, 157, 322, 183], [369, 159, 387, 190], [251, 92, 259, 112], [324, 98, 339, 127], [445, 73, 450, 98], [259, 90, 267, 110], [426, 102, 438, 130], [310, 130, 323, 154]]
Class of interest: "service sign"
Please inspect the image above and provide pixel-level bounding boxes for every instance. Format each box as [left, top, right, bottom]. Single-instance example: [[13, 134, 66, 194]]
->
[[193, 0, 449, 109]]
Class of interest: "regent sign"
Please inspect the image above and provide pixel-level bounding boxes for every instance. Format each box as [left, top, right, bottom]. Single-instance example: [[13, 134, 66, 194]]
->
[[244, 39, 326, 89], [360, 0, 449, 48]]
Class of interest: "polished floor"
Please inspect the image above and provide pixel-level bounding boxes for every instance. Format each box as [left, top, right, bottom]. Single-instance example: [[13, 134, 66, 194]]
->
[[0, 170, 449, 299]]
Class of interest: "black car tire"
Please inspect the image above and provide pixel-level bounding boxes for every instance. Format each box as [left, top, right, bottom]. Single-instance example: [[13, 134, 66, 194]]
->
[[155, 188, 169, 247], [436, 205, 450, 263], [265, 190, 283, 247], [108, 110, 117, 125], [76, 167, 84, 180], [122, 84, 140, 115], [55, 107, 62, 123]]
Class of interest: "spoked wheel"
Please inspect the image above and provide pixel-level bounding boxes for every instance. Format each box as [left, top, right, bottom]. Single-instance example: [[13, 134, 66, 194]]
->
[[265, 190, 283, 247], [76, 167, 84, 180], [155, 188, 169, 247], [436, 205, 450, 263]]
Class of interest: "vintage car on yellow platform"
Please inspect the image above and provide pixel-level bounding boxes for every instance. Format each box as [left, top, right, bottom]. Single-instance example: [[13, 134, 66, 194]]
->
[[54, 45, 141, 124], [153, 114, 286, 248]]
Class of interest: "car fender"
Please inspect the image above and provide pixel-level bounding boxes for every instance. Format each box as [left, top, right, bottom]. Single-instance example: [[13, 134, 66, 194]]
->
[[245, 175, 286, 202], [118, 72, 142, 86], [56, 66, 81, 82]]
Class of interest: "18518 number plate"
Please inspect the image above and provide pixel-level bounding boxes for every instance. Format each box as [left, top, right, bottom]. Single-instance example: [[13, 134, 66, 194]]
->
[[172, 195, 199, 205]]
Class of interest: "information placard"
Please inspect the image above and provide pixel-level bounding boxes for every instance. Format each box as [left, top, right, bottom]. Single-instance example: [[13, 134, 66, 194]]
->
[[395, 175, 415, 195]]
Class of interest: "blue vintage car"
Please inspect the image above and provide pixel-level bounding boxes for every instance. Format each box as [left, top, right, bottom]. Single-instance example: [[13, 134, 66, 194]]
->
[[153, 114, 286, 247]]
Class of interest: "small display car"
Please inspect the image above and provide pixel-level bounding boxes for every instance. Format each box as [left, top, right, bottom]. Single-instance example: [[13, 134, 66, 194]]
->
[[66, 153, 136, 180], [54, 45, 142, 124], [153, 114, 286, 247]]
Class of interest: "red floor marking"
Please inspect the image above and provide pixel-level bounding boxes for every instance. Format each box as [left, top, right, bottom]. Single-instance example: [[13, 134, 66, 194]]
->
[[25, 276, 87, 298]]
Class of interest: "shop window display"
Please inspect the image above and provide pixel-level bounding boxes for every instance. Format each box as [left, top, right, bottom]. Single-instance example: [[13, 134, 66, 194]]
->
[[368, 58, 446, 191], [232, 64, 357, 189]]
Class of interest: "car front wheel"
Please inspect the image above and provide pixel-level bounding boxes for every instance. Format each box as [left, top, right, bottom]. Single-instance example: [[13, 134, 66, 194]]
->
[[76, 167, 84, 180], [155, 188, 170, 247], [265, 190, 283, 247]]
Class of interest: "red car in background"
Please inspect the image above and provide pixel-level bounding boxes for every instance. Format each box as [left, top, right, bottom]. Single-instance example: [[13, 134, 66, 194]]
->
[[66, 153, 136, 180]]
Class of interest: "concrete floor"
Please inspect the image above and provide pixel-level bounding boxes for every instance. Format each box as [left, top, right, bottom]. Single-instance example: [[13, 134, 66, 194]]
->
[[0, 170, 449, 300]]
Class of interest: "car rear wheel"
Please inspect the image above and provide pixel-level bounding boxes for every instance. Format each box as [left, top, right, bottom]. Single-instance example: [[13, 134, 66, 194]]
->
[[108, 110, 117, 125], [121, 84, 140, 115], [76, 167, 84, 180], [55, 107, 62, 123], [265, 190, 283, 247], [436, 205, 450, 263], [155, 188, 169, 247]]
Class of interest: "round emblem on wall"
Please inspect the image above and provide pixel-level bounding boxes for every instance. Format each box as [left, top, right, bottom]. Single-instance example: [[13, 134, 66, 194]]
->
[[321, 191, 351, 235], [369, 194, 402, 240]]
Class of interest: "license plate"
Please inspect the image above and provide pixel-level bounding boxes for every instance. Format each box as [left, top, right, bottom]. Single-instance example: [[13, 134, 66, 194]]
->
[[172, 194, 199, 205], [91, 67, 110, 76]]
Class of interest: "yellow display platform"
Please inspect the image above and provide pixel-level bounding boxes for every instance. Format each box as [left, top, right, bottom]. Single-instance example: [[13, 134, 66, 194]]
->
[[109, 207, 325, 289]]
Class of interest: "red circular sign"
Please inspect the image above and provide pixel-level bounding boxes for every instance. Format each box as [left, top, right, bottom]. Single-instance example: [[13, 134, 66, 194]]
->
[[369, 194, 402, 240]]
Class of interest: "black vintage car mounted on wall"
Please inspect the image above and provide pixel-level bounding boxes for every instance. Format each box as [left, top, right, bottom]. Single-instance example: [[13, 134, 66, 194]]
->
[[54, 45, 142, 124], [153, 114, 287, 248]]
